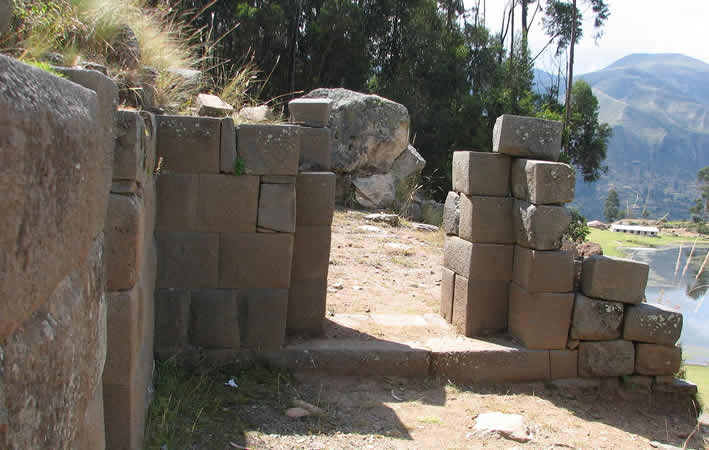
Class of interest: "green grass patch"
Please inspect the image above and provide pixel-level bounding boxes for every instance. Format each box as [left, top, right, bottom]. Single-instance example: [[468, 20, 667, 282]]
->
[[684, 364, 709, 408], [588, 229, 709, 257]]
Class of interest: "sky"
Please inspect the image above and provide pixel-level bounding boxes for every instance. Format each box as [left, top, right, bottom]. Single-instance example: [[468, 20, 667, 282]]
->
[[463, 0, 709, 75]]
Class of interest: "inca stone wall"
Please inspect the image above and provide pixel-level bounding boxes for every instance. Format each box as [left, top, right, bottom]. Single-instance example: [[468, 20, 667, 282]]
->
[[442, 114, 685, 383]]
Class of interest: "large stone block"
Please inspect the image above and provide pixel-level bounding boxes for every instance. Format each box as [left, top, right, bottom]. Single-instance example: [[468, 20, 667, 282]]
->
[[103, 287, 143, 386], [510, 159, 575, 204], [453, 276, 508, 337], [157, 232, 219, 289], [200, 174, 259, 232], [492, 115, 563, 161], [513, 200, 571, 250], [291, 225, 332, 281], [550, 350, 578, 379], [581, 255, 649, 304], [298, 127, 332, 171], [578, 340, 635, 377], [154, 289, 191, 357], [512, 246, 574, 293], [190, 289, 240, 349], [440, 267, 456, 322], [459, 195, 514, 244], [105, 193, 144, 291], [287, 278, 328, 335], [157, 115, 221, 173], [156, 173, 200, 231], [296, 172, 336, 225], [220, 233, 294, 289], [623, 303, 683, 345], [508, 283, 574, 350], [289, 98, 332, 127], [569, 294, 624, 341], [237, 124, 300, 175], [635, 343, 682, 376], [443, 237, 513, 281], [442, 191, 460, 236], [221, 117, 236, 173], [77, 383, 106, 450], [114, 110, 146, 183], [452, 151, 510, 196], [258, 182, 296, 233], [238, 288, 289, 350]]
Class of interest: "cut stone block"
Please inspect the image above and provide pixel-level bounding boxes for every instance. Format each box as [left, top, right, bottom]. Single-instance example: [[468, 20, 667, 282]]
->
[[442, 191, 460, 236], [452, 151, 510, 196], [623, 303, 683, 345], [291, 225, 332, 281], [105, 194, 144, 291], [238, 288, 289, 350], [111, 180, 138, 195], [220, 233, 294, 289], [257, 183, 296, 233], [199, 174, 260, 232], [581, 255, 649, 304], [157, 115, 221, 173], [492, 115, 563, 161], [156, 173, 200, 231], [154, 289, 191, 357], [453, 276, 508, 337], [510, 159, 575, 204], [77, 383, 105, 450], [296, 172, 336, 225], [440, 267, 456, 323], [508, 283, 574, 350], [140, 111, 157, 174], [569, 294, 624, 340], [287, 278, 328, 335], [443, 237, 513, 281], [103, 288, 141, 386], [190, 289, 240, 349], [512, 246, 574, 293], [220, 117, 236, 173], [114, 110, 145, 183], [262, 175, 296, 184], [298, 127, 332, 171], [578, 340, 635, 377], [237, 124, 300, 175], [653, 378, 698, 396], [196, 93, 234, 117], [157, 232, 219, 289], [459, 195, 514, 244], [289, 98, 332, 127], [550, 350, 578, 379], [513, 200, 571, 250], [635, 343, 682, 376]]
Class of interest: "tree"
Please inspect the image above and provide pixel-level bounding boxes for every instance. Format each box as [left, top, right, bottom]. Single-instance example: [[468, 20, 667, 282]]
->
[[565, 208, 590, 242], [689, 166, 709, 222], [604, 188, 620, 223]]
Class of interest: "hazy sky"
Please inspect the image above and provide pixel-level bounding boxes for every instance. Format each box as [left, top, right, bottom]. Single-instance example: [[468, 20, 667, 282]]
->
[[463, 0, 709, 75]]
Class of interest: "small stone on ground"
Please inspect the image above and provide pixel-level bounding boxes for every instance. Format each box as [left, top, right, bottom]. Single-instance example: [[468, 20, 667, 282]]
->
[[473, 412, 533, 443]]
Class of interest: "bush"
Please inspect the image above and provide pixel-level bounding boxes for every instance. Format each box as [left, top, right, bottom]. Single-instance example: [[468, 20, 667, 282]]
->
[[565, 208, 590, 243]]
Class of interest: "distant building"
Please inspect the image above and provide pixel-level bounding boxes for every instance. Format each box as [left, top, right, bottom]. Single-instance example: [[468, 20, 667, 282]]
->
[[610, 224, 659, 237]]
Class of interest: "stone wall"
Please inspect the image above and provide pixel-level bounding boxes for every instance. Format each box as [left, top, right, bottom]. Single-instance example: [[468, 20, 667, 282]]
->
[[442, 114, 684, 382]]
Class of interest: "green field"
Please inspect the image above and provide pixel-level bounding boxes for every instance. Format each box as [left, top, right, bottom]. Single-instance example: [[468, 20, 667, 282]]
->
[[684, 365, 709, 409], [587, 229, 709, 258]]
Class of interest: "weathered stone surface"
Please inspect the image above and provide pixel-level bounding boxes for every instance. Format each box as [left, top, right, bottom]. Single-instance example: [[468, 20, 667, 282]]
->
[[391, 144, 426, 181], [105, 193, 144, 291], [492, 115, 563, 161], [111, 180, 138, 194], [141, 111, 157, 174], [238, 288, 289, 350], [157, 232, 219, 288], [459, 195, 514, 244], [578, 340, 635, 377], [220, 233, 294, 289], [190, 289, 240, 349], [512, 246, 574, 293], [289, 98, 332, 127], [653, 378, 698, 395], [473, 412, 532, 443], [569, 294, 624, 340], [635, 343, 682, 376], [258, 183, 296, 233], [550, 350, 578, 379], [513, 200, 571, 250], [352, 173, 396, 209], [237, 124, 300, 175], [581, 255, 649, 304], [510, 159, 575, 204], [157, 115, 221, 173], [0, 0, 11, 34], [287, 278, 328, 335], [156, 173, 200, 231], [262, 175, 296, 184], [291, 225, 332, 282], [508, 283, 574, 350], [114, 110, 146, 183], [443, 191, 460, 235], [453, 276, 508, 337], [440, 267, 456, 322], [624, 303, 683, 345], [107, 24, 141, 70], [443, 237, 514, 281], [1, 57, 111, 341], [77, 383, 106, 450], [624, 375, 654, 392], [238, 105, 274, 123], [196, 93, 234, 117], [452, 151, 510, 196], [298, 127, 332, 171], [154, 289, 191, 357], [200, 174, 260, 232], [303, 88, 409, 173], [221, 117, 236, 173]]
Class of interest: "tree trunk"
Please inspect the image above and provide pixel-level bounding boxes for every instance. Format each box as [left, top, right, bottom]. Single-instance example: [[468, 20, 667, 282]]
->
[[563, 0, 577, 149], [521, 0, 528, 40]]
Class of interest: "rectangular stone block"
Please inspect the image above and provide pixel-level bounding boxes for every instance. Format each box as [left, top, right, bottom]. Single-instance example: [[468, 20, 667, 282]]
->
[[440, 267, 455, 322], [510, 159, 575, 204], [262, 175, 296, 184], [258, 182, 296, 232], [492, 115, 563, 161], [289, 98, 332, 127], [287, 278, 328, 335], [220, 233, 294, 289], [154, 289, 191, 357], [623, 303, 683, 345], [453, 276, 508, 337], [635, 343, 682, 376], [221, 117, 236, 173], [105, 193, 144, 291], [459, 195, 514, 244], [442, 191, 460, 236], [569, 294, 624, 340], [238, 288, 289, 350], [140, 111, 157, 175], [508, 283, 574, 350], [190, 289, 240, 349], [156, 173, 200, 231], [237, 124, 300, 175], [512, 246, 574, 293], [452, 151, 510, 196], [299, 127, 332, 171], [114, 110, 146, 183], [77, 383, 105, 450], [291, 225, 332, 281], [443, 237, 513, 281], [550, 350, 578, 379], [513, 200, 571, 250], [578, 340, 635, 377], [296, 172, 336, 225], [157, 115, 221, 173], [199, 174, 259, 232], [581, 255, 649, 304], [157, 232, 219, 289], [103, 288, 141, 386]]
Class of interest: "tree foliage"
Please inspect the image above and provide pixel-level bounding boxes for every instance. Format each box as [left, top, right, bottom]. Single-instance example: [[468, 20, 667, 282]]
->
[[604, 188, 620, 223], [565, 208, 590, 242]]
